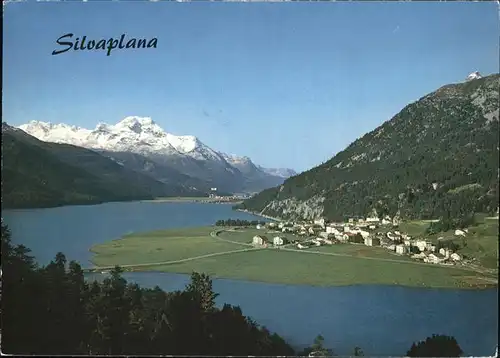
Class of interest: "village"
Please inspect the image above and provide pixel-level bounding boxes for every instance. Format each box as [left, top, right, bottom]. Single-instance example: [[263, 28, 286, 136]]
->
[[249, 216, 469, 267]]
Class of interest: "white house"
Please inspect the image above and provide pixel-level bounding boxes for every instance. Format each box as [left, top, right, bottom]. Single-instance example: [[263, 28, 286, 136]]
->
[[343, 225, 351, 232], [364, 237, 381, 247], [426, 253, 444, 264], [314, 218, 326, 227], [359, 230, 370, 239], [336, 234, 349, 242], [368, 225, 376, 230], [411, 252, 427, 260], [256, 224, 262, 230], [297, 243, 309, 249], [395, 231, 401, 236], [273, 236, 286, 246], [366, 217, 380, 223], [455, 229, 466, 236], [438, 248, 451, 259], [403, 239, 411, 246], [415, 240, 428, 252], [395, 244, 408, 255], [319, 231, 329, 239], [326, 226, 341, 235], [324, 239, 333, 245], [252, 235, 268, 246], [450, 253, 462, 261]]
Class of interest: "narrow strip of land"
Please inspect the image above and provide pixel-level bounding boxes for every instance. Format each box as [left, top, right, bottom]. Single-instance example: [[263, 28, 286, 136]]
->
[[91, 246, 263, 271], [88, 228, 497, 286]]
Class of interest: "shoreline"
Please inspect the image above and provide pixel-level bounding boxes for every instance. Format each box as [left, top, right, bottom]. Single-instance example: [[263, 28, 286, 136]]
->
[[83, 268, 497, 291], [2, 197, 150, 211], [141, 197, 243, 205], [4, 196, 247, 211]]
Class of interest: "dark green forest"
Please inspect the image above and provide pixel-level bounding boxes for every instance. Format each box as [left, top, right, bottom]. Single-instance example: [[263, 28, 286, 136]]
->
[[0, 223, 294, 355], [237, 75, 499, 223]]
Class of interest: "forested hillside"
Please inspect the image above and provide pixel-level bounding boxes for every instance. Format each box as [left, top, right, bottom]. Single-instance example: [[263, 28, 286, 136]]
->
[[2, 124, 202, 209], [237, 74, 499, 222], [0, 223, 295, 355]]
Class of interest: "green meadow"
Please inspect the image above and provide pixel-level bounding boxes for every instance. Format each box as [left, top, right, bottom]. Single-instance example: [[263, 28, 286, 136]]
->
[[89, 226, 497, 289], [398, 215, 499, 269]]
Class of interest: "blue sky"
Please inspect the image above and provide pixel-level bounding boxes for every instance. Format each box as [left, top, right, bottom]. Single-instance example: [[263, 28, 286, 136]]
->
[[3, 1, 499, 172]]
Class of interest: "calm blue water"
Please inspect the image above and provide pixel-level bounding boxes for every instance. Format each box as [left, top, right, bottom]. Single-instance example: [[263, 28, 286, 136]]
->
[[3, 201, 498, 356]]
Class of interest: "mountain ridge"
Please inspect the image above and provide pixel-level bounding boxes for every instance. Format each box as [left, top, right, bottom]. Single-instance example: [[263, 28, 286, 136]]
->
[[18, 117, 296, 193], [236, 74, 500, 222], [2, 123, 204, 209]]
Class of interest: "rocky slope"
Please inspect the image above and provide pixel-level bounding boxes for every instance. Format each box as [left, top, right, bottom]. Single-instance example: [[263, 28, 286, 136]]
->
[[18, 117, 295, 193], [237, 74, 500, 221]]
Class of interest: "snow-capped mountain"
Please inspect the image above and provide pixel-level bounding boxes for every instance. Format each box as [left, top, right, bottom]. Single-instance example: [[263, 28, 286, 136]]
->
[[18, 117, 296, 193], [20, 116, 227, 163], [466, 71, 482, 81]]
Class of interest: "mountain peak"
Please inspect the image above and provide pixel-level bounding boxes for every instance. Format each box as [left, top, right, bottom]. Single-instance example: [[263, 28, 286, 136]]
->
[[114, 116, 163, 135], [17, 116, 297, 192], [116, 116, 155, 127], [166, 133, 199, 153], [466, 71, 482, 81]]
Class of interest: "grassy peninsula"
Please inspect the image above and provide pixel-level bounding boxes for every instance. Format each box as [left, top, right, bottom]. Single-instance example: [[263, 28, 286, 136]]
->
[[89, 224, 497, 289]]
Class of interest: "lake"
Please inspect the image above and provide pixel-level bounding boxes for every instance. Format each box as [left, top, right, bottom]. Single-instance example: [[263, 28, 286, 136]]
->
[[3, 201, 498, 356]]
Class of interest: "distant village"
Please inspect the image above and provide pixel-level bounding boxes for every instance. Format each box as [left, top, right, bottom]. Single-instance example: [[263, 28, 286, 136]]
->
[[248, 216, 468, 266]]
